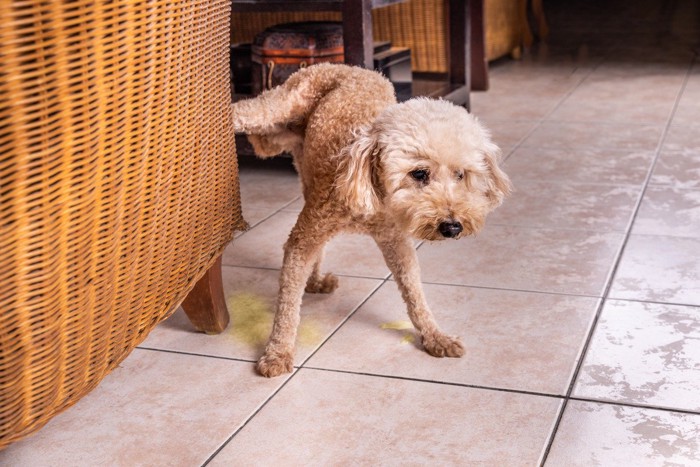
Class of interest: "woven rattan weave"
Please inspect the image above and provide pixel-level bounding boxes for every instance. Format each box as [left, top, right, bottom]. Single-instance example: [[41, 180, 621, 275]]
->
[[231, 2, 449, 73], [0, 0, 245, 448]]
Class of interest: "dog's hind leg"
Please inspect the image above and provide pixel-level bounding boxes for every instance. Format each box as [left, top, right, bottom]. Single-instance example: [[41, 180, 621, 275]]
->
[[372, 231, 465, 358], [305, 246, 339, 294], [257, 209, 336, 377]]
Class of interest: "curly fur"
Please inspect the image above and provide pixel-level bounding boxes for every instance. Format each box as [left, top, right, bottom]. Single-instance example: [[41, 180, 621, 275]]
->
[[232, 63, 511, 377]]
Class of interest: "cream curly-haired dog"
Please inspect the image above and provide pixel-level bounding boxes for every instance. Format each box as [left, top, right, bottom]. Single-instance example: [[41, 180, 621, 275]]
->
[[233, 63, 511, 377]]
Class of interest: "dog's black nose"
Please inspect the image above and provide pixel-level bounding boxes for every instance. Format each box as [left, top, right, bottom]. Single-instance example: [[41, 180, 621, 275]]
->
[[438, 221, 463, 238]]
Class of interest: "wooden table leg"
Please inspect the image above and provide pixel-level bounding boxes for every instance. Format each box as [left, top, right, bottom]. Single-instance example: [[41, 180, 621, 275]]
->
[[182, 256, 230, 334], [532, 0, 549, 39], [342, 0, 374, 68], [446, 0, 472, 108], [470, 0, 489, 91]]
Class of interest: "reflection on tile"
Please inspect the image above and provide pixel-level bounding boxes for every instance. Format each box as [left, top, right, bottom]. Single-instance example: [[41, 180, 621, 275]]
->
[[472, 119, 539, 149], [210, 369, 561, 466], [651, 149, 700, 188], [237, 207, 273, 236], [239, 168, 301, 212], [522, 121, 662, 151], [470, 90, 562, 121], [141, 267, 381, 362], [546, 401, 700, 466], [550, 97, 675, 125], [672, 71, 700, 126], [222, 211, 295, 268], [633, 186, 700, 237], [504, 147, 654, 186], [223, 212, 391, 278], [489, 180, 639, 231], [610, 234, 700, 305], [308, 282, 598, 394], [417, 225, 624, 296], [0, 350, 286, 466], [662, 124, 700, 152], [574, 300, 700, 411], [549, 72, 685, 124], [280, 195, 304, 212]]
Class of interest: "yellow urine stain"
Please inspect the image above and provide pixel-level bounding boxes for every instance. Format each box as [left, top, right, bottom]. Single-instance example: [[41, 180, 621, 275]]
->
[[400, 333, 416, 345], [380, 320, 416, 345], [226, 292, 323, 349], [380, 320, 414, 331], [226, 293, 272, 348]]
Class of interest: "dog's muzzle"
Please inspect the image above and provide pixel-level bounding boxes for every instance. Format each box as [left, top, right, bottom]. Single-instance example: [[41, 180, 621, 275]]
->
[[438, 221, 463, 238]]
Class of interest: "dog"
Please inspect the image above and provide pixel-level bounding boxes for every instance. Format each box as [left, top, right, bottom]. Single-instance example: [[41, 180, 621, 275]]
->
[[232, 63, 511, 377]]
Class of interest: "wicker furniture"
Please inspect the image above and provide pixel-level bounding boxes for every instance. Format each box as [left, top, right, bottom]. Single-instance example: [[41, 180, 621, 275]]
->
[[231, 0, 547, 92], [231, 0, 473, 106], [0, 0, 246, 449]]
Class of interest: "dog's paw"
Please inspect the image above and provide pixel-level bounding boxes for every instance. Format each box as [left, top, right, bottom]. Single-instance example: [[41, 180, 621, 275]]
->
[[305, 272, 339, 294], [421, 332, 465, 358], [256, 350, 294, 377]]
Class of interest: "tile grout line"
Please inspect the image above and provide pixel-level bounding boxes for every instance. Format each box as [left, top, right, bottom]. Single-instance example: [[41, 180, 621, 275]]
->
[[297, 276, 393, 369], [301, 365, 700, 416], [200, 273, 392, 466], [302, 366, 567, 400], [501, 52, 607, 163], [233, 193, 302, 240], [539, 54, 697, 466], [200, 368, 301, 467], [133, 348, 700, 419]]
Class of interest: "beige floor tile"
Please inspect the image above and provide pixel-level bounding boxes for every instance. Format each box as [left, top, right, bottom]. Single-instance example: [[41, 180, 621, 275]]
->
[[236, 206, 277, 236], [610, 234, 700, 305], [522, 121, 663, 151], [573, 300, 700, 411], [417, 225, 624, 296], [672, 67, 700, 126], [223, 212, 391, 278], [550, 98, 676, 125], [0, 349, 286, 466], [470, 88, 564, 121], [546, 401, 700, 466], [548, 72, 684, 124], [279, 195, 304, 212], [238, 163, 300, 212], [662, 124, 700, 152], [672, 95, 700, 126], [141, 266, 382, 363], [210, 368, 562, 466], [223, 211, 296, 268], [504, 147, 654, 186], [489, 180, 639, 231], [480, 64, 588, 94], [474, 119, 539, 149], [307, 282, 599, 394], [632, 185, 700, 238], [651, 149, 700, 188]]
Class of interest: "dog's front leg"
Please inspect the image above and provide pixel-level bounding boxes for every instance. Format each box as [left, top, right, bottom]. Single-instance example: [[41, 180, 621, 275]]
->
[[373, 232, 465, 358], [257, 214, 332, 377]]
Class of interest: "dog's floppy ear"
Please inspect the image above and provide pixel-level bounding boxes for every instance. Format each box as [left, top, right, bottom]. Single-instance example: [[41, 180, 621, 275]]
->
[[335, 127, 383, 216], [482, 141, 512, 208]]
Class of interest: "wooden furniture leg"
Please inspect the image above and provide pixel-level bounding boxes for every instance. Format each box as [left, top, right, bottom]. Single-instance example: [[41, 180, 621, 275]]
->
[[532, 0, 549, 39], [469, 0, 488, 91], [342, 0, 374, 68], [446, 0, 472, 108], [182, 256, 230, 334]]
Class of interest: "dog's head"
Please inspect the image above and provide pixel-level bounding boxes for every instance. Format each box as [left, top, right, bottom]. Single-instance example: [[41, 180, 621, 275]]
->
[[335, 98, 511, 241]]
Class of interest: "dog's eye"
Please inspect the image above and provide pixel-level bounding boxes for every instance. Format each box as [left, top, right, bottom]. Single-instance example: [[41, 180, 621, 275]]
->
[[456, 171, 464, 180], [410, 169, 429, 182]]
